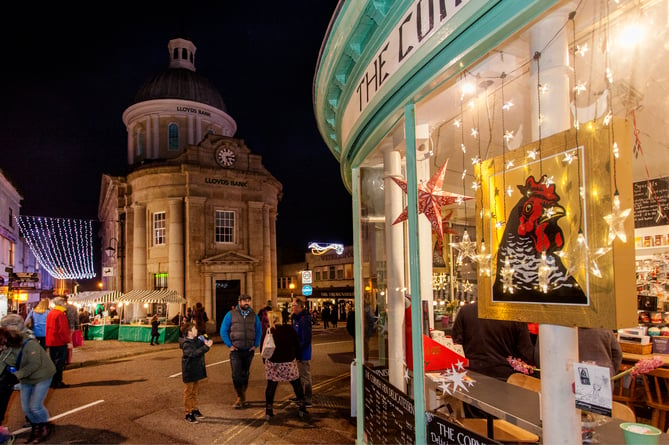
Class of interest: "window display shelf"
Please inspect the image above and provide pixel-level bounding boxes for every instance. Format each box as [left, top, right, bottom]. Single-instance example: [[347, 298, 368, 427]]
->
[[636, 246, 669, 258]]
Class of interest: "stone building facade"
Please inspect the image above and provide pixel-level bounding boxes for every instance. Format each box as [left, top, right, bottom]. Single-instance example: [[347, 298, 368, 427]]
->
[[98, 38, 282, 332]]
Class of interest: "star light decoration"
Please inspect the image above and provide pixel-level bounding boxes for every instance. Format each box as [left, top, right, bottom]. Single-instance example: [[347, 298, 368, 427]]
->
[[450, 230, 477, 266], [603, 192, 631, 245], [391, 160, 472, 248], [437, 362, 474, 395], [557, 231, 610, 278], [501, 256, 515, 293]]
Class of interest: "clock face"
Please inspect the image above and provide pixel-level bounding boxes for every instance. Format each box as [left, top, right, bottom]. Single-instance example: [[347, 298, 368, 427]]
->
[[215, 147, 236, 167]]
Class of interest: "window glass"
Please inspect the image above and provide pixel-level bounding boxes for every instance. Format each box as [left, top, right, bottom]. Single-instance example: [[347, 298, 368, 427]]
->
[[153, 212, 166, 246], [168, 123, 179, 151], [154, 272, 167, 289], [215, 210, 235, 243]]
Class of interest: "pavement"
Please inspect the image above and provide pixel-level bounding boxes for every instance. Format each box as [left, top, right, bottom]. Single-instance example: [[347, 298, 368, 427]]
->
[[65, 330, 358, 445]]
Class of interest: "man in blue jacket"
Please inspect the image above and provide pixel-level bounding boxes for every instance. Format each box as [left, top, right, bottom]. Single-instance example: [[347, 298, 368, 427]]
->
[[291, 297, 313, 407], [220, 294, 261, 408]]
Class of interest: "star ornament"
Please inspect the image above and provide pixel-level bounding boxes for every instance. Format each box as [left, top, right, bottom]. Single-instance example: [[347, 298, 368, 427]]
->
[[604, 193, 631, 245], [391, 160, 472, 247], [450, 230, 477, 265]]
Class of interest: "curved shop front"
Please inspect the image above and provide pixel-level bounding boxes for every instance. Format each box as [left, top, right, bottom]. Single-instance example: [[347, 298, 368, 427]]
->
[[315, 0, 661, 443]]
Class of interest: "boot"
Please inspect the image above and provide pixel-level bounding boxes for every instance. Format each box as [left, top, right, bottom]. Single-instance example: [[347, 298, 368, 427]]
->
[[265, 404, 274, 421], [24, 422, 37, 444], [233, 387, 243, 409], [241, 384, 248, 407], [298, 400, 308, 419], [32, 423, 53, 444]]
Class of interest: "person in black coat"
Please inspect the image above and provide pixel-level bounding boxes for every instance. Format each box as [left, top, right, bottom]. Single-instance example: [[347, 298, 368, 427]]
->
[[180, 321, 213, 423], [150, 315, 160, 345], [263, 312, 307, 420]]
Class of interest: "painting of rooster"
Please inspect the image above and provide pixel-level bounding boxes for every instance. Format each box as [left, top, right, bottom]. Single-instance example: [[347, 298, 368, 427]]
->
[[492, 175, 588, 304]]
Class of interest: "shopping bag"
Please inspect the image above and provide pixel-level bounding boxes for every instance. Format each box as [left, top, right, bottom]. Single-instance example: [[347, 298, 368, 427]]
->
[[262, 328, 275, 359], [72, 329, 84, 347]]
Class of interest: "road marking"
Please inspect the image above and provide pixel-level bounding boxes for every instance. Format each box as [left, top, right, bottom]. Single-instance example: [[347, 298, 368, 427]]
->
[[11, 399, 105, 435]]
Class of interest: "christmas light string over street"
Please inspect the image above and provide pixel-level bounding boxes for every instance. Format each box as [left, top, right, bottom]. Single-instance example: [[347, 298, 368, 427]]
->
[[16, 216, 96, 279]]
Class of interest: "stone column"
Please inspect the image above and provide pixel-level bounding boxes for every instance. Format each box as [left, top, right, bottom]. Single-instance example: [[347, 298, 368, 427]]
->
[[168, 198, 184, 296], [132, 203, 147, 290]]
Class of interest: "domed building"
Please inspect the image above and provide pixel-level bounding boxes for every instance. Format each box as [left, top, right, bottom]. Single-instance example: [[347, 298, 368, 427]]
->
[[98, 38, 282, 334]]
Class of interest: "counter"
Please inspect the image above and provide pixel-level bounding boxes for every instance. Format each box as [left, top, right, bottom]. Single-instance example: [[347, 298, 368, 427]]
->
[[85, 324, 119, 341], [622, 352, 669, 366], [117, 324, 179, 343]]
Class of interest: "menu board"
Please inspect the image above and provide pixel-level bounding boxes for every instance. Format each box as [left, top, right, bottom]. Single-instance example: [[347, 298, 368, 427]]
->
[[634, 177, 669, 228], [363, 365, 500, 445], [363, 366, 415, 444]]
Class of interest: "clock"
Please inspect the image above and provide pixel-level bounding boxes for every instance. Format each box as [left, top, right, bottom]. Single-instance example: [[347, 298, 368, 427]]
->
[[215, 147, 236, 167]]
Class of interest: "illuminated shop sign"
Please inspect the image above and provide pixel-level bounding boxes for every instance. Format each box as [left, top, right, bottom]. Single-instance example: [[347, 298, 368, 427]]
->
[[341, 0, 471, 144]]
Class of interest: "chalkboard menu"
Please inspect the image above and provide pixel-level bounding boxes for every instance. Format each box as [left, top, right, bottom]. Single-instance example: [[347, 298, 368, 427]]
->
[[364, 366, 415, 444], [363, 365, 501, 445], [634, 177, 669, 228]]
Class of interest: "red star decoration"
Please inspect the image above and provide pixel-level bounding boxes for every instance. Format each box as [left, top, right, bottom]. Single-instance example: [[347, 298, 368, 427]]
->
[[391, 160, 472, 247]]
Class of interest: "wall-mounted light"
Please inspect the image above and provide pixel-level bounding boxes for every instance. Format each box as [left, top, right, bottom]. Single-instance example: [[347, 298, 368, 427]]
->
[[105, 237, 119, 258]]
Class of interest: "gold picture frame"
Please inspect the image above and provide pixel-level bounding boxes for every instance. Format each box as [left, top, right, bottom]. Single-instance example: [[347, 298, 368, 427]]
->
[[477, 119, 636, 328]]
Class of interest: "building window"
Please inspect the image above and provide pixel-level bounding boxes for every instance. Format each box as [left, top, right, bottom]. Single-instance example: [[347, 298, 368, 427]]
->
[[8, 242, 14, 267], [215, 210, 235, 243], [314, 270, 321, 281], [137, 129, 143, 156], [153, 212, 166, 246], [8, 208, 12, 228], [336, 265, 344, 280], [168, 123, 179, 151], [154, 272, 168, 290], [329, 266, 336, 280], [345, 263, 353, 280]]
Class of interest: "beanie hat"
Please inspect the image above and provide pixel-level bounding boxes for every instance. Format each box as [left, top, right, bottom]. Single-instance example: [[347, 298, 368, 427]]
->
[[0, 314, 25, 333]]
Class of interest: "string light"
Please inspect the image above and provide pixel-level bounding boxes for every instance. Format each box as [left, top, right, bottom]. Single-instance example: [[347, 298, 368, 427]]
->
[[16, 216, 96, 279]]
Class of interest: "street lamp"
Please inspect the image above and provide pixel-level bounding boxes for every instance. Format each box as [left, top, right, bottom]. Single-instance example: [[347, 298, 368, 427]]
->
[[289, 282, 295, 298], [105, 237, 119, 258]]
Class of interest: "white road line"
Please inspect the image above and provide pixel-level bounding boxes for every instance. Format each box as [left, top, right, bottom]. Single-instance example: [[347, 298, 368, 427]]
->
[[11, 399, 105, 435]]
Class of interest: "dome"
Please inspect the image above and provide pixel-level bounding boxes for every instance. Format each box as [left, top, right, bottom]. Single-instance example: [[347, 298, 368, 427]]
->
[[132, 38, 227, 112]]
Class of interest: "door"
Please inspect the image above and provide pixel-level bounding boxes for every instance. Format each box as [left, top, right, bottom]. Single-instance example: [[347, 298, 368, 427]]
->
[[215, 279, 241, 333]]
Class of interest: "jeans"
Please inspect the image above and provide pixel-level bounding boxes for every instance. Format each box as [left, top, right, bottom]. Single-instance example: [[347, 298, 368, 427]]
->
[[20, 378, 52, 424], [230, 349, 255, 389], [297, 360, 312, 403], [49, 344, 68, 386]]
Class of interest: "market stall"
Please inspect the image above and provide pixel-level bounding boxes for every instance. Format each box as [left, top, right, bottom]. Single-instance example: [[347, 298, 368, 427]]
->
[[68, 291, 123, 340], [116, 289, 185, 343]]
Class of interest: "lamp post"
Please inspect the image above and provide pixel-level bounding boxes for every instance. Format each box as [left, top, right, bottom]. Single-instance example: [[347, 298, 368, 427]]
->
[[105, 237, 119, 291], [289, 283, 295, 299]]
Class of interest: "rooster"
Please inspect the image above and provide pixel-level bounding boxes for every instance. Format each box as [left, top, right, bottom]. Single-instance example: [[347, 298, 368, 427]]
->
[[492, 175, 587, 304]]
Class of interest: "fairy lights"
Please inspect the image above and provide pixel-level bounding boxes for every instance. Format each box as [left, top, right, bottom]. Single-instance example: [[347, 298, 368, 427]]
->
[[16, 216, 96, 279]]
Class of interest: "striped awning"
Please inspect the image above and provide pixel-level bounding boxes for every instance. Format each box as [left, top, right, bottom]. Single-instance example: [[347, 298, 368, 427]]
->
[[67, 290, 123, 304], [119, 289, 186, 304]]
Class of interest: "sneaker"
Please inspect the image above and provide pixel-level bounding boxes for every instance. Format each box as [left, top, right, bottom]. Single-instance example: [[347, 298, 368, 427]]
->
[[191, 409, 204, 419], [184, 413, 199, 424]]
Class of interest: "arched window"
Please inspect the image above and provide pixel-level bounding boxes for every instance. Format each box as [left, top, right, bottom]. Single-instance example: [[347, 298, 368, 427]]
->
[[137, 129, 143, 156], [168, 123, 179, 151]]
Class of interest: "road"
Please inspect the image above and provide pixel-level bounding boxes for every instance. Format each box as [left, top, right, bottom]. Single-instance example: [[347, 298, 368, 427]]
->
[[4, 327, 356, 444]]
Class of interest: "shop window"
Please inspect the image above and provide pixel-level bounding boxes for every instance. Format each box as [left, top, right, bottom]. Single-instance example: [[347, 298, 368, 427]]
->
[[215, 210, 235, 243], [153, 212, 166, 246], [154, 272, 167, 290]]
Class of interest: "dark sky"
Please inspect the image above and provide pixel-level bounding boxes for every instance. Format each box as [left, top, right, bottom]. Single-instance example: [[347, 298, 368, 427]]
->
[[0, 2, 350, 268]]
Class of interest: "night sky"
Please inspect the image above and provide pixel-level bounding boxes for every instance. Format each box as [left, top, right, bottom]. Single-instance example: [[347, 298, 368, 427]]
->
[[0, 2, 349, 272]]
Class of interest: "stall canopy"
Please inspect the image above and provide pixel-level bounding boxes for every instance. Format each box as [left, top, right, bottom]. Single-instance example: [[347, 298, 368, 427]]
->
[[119, 289, 186, 304], [67, 291, 122, 304]]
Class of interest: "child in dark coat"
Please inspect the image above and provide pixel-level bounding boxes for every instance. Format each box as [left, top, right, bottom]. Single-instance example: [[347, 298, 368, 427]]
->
[[180, 321, 213, 423]]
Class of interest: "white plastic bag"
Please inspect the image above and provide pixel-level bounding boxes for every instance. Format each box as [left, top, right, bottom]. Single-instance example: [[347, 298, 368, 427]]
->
[[262, 327, 275, 359]]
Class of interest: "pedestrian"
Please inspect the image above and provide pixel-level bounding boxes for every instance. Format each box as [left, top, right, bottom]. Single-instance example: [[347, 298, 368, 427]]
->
[[263, 311, 308, 421], [0, 314, 56, 443], [219, 294, 261, 409], [330, 304, 338, 328], [281, 306, 289, 325], [65, 296, 80, 365], [321, 306, 330, 329], [78, 308, 90, 341], [150, 315, 160, 346], [192, 302, 208, 336], [0, 315, 26, 426], [25, 298, 50, 349], [180, 321, 213, 423], [346, 308, 356, 353], [46, 297, 71, 388], [291, 297, 313, 407]]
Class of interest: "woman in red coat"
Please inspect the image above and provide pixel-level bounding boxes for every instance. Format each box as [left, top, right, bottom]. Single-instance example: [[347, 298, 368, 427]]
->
[[45, 297, 71, 388]]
